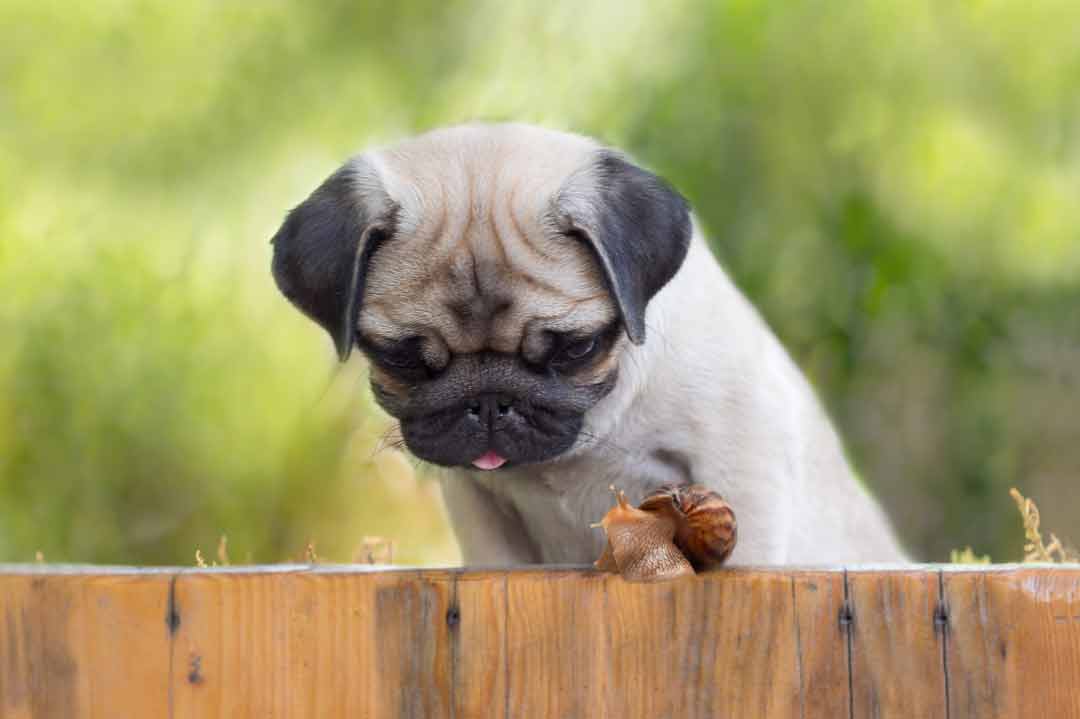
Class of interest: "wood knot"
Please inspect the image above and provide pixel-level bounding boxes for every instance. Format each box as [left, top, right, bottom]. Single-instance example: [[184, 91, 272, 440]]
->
[[187, 654, 204, 686]]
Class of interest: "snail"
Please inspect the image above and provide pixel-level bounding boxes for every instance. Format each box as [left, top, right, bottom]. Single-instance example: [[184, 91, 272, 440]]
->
[[593, 484, 737, 581]]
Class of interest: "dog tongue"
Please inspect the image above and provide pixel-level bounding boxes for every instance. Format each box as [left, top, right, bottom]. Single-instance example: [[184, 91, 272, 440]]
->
[[472, 451, 507, 470]]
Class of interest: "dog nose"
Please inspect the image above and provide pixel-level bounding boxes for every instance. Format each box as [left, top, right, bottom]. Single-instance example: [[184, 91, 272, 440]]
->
[[465, 394, 515, 427]]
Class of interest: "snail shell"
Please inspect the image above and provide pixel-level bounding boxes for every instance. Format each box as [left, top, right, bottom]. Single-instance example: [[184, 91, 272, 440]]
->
[[640, 484, 737, 571]]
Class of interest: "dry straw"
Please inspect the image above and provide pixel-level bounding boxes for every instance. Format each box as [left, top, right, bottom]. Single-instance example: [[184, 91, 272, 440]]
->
[[1010, 488, 1078, 563]]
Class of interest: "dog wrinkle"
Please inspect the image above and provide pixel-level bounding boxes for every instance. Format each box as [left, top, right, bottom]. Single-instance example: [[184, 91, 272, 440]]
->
[[508, 179, 558, 265]]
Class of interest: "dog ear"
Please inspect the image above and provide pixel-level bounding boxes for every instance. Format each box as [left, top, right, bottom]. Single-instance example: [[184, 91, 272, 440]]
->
[[270, 160, 396, 361], [555, 151, 692, 345]]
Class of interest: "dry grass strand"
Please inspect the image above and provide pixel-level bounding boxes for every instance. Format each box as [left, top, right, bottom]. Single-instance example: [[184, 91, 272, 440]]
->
[[216, 535, 230, 566], [1011, 487, 1079, 563], [353, 536, 395, 564]]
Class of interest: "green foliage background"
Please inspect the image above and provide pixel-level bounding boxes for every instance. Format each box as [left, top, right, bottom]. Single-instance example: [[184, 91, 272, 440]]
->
[[2, 0, 1078, 565]]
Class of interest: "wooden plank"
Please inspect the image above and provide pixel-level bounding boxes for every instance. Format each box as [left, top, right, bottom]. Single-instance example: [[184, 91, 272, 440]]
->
[[289, 569, 382, 717], [505, 569, 847, 718], [662, 570, 801, 718], [451, 571, 507, 719], [371, 570, 455, 718], [170, 568, 308, 717], [945, 567, 1080, 717], [602, 572, 699, 717], [0, 571, 174, 719], [944, 569, 1005, 718], [791, 570, 850, 718], [77, 573, 176, 718], [1, 574, 73, 719], [169, 568, 459, 718], [504, 569, 608, 717], [847, 569, 947, 718]]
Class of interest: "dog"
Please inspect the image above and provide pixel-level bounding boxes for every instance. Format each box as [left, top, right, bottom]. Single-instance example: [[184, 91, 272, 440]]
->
[[271, 123, 908, 565]]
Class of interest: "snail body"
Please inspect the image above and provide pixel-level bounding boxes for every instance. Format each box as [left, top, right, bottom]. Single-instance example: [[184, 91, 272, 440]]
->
[[593, 488, 693, 582], [593, 485, 737, 581]]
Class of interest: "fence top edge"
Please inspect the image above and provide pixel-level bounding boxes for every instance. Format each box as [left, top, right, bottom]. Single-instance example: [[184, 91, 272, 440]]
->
[[0, 562, 1077, 577]]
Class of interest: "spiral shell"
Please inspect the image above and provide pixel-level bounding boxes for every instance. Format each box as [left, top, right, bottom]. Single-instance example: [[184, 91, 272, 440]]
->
[[641, 484, 737, 571]]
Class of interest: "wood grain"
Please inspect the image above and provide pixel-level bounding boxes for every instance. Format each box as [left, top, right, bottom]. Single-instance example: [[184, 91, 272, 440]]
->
[[847, 569, 948, 718], [3, 565, 1080, 718], [451, 571, 507, 719], [603, 572, 703, 717], [945, 567, 1080, 718], [504, 569, 608, 717], [503, 569, 846, 718], [0, 571, 174, 719], [791, 570, 850, 717], [655, 569, 800, 719], [171, 569, 322, 716], [372, 570, 454, 718], [288, 569, 381, 717]]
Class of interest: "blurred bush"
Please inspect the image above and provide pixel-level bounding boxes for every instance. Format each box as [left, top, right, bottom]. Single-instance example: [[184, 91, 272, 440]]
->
[[1, 0, 1077, 564]]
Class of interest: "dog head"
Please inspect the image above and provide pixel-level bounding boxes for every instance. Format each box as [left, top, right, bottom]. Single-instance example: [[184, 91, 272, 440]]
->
[[271, 124, 691, 470]]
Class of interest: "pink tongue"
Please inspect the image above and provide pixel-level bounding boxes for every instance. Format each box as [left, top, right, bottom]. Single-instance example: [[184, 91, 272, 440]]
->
[[472, 450, 507, 470]]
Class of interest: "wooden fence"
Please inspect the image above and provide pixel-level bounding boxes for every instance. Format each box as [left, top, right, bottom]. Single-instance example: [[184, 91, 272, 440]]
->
[[1, 565, 1079, 717]]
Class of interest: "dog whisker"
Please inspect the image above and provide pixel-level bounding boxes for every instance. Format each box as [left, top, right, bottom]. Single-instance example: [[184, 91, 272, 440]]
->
[[372, 424, 406, 457], [576, 429, 633, 458]]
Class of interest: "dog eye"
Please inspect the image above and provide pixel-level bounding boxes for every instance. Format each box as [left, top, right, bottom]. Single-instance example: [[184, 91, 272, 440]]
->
[[364, 336, 428, 373], [565, 337, 596, 360], [552, 335, 599, 365], [381, 351, 422, 369]]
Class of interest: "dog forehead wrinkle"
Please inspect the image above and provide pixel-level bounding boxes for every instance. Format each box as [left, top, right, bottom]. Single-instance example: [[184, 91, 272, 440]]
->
[[375, 127, 598, 247], [358, 124, 618, 357]]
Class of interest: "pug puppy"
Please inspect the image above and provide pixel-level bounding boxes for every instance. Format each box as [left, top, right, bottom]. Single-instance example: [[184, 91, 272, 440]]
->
[[271, 123, 908, 565]]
